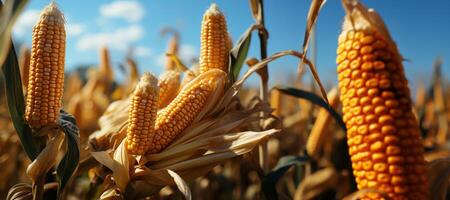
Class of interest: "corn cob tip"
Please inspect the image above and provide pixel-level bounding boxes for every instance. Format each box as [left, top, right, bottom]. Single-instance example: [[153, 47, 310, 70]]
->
[[41, 1, 65, 22], [137, 72, 159, 95], [341, 0, 391, 43], [205, 3, 223, 16]]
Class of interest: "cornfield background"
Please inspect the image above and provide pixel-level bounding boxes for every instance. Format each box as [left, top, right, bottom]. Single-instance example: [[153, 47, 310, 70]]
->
[[1, 0, 449, 200]]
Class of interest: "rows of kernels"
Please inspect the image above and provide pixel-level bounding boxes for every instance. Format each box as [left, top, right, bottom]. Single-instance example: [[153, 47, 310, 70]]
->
[[25, 3, 66, 129], [158, 70, 181, 109], [149, 70, 226, 153], [199, 4, 230, 74], [126, 73, 159, 155], [337, 30, 428, 200]]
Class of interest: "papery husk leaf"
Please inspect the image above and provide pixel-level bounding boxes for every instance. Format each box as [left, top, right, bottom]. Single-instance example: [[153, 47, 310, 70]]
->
[[26, 131, 64, 182], [427, 158, 450, 200], [90, 142, 132, 192], [112, 140, 131, 192], [89, 98, 129, 151], [7, 183, 32, 200], [150, 129, 276, 169], [99, 188, 123, 200], [294, 167, 340, 200], [167, 170, 192, 200], [342, 188, 390, 200], [90, 150, 114, 170]]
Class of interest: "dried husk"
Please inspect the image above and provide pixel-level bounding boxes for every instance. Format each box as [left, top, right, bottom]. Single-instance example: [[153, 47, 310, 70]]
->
[[89, 65, 280, 198]]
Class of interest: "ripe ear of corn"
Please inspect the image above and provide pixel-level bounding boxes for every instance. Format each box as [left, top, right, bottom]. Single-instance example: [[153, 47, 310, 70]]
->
[[337, 1, 428, 199], [165, 35, 179, 71], [126, 72, 159, 155], [158, 70, 181, 109], [199, 4, 230, 74], [149, 69, 227, 153], [25, 2, 66, 129], [19, 46, 31, 91]]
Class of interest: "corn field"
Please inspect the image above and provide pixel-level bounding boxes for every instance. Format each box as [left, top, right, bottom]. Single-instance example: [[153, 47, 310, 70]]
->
[[0, 0, 449, 200]]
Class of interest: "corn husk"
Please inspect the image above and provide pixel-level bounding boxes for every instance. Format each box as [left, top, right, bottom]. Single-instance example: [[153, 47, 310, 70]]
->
[[89, 64, 280, 198]]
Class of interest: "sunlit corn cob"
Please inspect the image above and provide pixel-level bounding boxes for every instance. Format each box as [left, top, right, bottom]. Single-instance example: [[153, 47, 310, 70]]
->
[[337, 1, 428, 199], [149, 69, 227, 153], [97, 46, 114, 95], [158, 70, 181, 109], [270, 89, 282, 117], [126, 72, 159, 155], [99, 46, 113, 84], [19, 46, 31, 91], [306, 87, 339, 158], [25, 2, 66, 129], [165, 35, 179, 71], [199, 4, 230, 74]]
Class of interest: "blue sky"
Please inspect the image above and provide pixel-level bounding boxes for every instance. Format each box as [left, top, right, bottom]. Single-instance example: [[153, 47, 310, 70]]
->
[[12, 0, 450, 89]]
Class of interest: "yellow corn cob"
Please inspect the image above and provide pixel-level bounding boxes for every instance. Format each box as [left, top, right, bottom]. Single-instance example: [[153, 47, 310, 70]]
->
[[337, 1, 428, 199], [165, 35, 179, 71], [270, 89, 282, 117], [25, 2, 66, 129], [99, 46, 113, 84], [158, 70, 181, 108], [19, 46, 31, 91], [199, 4, 230, 74], [306, 87, 339, 158], [126, 72, 159, 155], [149, 69, 226, 153]]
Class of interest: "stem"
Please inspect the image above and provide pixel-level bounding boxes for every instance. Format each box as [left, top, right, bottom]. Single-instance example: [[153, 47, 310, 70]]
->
[[32, 176, 45, 200], [256, 0, 269, 173]]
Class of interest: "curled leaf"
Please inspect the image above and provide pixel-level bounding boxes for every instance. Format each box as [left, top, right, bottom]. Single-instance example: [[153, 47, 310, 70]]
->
[[168, 170, 192, 200], [26, 132, 64, 182]]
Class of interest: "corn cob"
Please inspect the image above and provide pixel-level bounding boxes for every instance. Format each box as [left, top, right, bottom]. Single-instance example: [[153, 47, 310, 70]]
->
[[199, 4, 230, 74], [337, 1, 428, 199], [19, 46, 31, 91], [126, 72, 159, 155], [99, 46, 113, 84], [149, 69, 227, 153], [306, 87, 339, 158], [25, 2, 66, 129], [270, 89, 282, 117], [165, 35, 179, 71], [158, 70, 181, 109]]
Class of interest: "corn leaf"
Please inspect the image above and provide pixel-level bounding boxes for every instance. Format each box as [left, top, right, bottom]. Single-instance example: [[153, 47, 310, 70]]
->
[[262, 155, 308, 200], [229, 25, 252, 82], [168, 170, 192, 200], [0, 38, 39, 160], [56, 110, 80, 196], [275, 86, 346, 132]]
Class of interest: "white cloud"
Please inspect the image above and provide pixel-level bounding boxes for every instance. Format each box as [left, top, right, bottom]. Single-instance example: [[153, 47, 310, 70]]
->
[[67, 23, 86, 37], [100, 1, 144, 22], [77, 25, 144, 51], [134, 46, 153, 57], [13, 9, 40, 37]]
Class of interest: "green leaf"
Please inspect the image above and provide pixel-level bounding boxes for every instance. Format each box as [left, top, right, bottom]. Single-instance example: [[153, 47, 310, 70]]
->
[[229, 25, 253, 82], [261, 156, 308, 200], [0, 0, 29, 66], [275, 86, 347, 132], [56, 110, 80, 196], [1, 38, 39, 160]]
